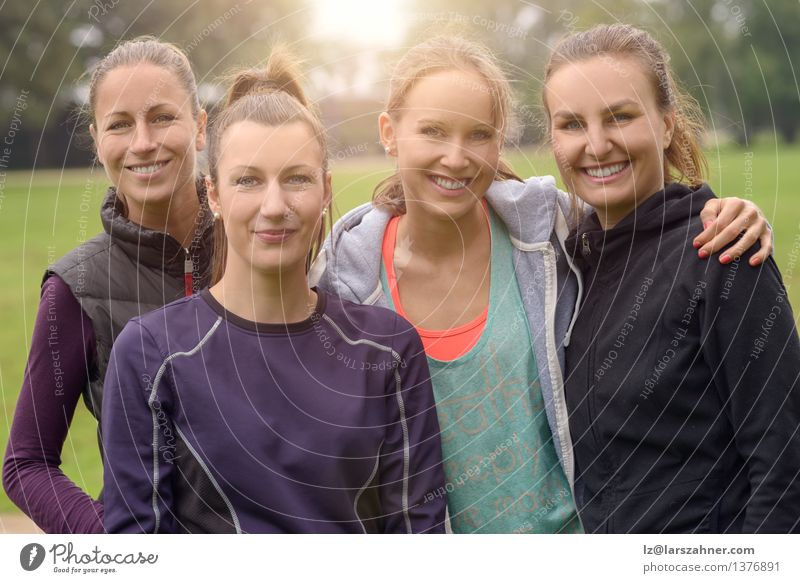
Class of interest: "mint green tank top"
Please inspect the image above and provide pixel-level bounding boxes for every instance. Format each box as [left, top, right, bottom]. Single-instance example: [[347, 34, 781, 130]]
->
[[381, 207, 581, 533]]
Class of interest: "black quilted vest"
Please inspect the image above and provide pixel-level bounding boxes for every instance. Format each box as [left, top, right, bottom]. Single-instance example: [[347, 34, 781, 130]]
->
[[47, 178, 214, 421]]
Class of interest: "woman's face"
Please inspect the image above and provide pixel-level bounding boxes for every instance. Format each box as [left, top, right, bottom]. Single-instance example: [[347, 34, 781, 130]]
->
[[545, 55, 674, 228], [379, 67, 502, 221], [208, 120, 330, 279], [90, 63, 206, 218]]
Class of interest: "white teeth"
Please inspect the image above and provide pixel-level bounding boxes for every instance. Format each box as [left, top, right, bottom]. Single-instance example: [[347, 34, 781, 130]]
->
[[129, 161, 167, 174], [431, 175, 469, 190], [585, 162, 626, 178]]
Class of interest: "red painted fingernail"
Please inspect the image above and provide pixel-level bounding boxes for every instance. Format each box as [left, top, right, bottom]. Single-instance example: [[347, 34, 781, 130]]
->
[[698, 249, 709, 259], [720, 254, 731, 264], [750, 256, 762, 266], [693, 240, 701, 249]]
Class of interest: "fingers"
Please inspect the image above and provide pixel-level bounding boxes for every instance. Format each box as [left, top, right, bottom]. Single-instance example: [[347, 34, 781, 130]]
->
[[697, 210, 768, 264]]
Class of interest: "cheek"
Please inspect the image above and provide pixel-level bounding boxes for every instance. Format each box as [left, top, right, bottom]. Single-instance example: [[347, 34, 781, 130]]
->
[[550, 138, 575, 171]]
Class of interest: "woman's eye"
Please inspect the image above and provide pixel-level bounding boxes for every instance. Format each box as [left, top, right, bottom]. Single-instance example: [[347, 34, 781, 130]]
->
[[286, 174, 313, 186], [611, 112, 632, 123], [471, 129, 493, 141], [562, 119, 583, 130], [236, 176, 259, 188], [421, 126, 442, 137], [153, 113, 176, 123], [107, 120, 131, 131]]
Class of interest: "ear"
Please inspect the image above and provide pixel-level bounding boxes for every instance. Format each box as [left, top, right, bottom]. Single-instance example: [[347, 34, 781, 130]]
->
[[89, 124, 103, 165], [663, 110, 676, 149], [195, 109, 208, 152], [205, 175, 221, 215], [378, 112, 397, 157]]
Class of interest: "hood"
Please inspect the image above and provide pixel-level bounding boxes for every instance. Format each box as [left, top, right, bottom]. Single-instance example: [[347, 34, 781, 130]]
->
[[564, 182, 716, 273], [309, 175, 570, 303], [100, 176, 214, 279]]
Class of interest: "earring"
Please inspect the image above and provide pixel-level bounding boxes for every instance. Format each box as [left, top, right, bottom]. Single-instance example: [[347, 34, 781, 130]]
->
[[213, 211, 221, 221], [321, 208, 328, 216]]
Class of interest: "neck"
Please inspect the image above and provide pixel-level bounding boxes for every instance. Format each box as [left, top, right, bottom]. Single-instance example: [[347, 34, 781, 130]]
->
[[210, 261, 315, 324], [399, 199, 489, 260], [125, 178, 201, 248]]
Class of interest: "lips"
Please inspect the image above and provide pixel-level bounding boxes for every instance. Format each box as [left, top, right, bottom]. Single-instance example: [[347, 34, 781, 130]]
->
[[582, 161, 630, 182], [254, 229, 296, 244], [126, 160, 170, 176], [428, 173, 475, 194]]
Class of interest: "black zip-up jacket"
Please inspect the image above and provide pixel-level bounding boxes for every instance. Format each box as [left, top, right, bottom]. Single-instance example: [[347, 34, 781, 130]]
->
[[563, 183, 800, 533]]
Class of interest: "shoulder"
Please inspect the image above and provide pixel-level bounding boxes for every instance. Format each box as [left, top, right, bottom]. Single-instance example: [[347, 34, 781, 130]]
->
[[321, 292, 420, 348], [47, 234, 112, 279], [122, 294, 216, 354], [485, 176, 566, 243]]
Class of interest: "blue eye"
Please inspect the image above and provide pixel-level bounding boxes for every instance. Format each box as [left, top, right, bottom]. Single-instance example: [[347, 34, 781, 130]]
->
[[471, 129, 493, 141], [236, 176, 259, 188], [286, 174, 313, 185], [421, 126, 442, 137], [611, 112, 632, 122], [563, 119, 583, 130]]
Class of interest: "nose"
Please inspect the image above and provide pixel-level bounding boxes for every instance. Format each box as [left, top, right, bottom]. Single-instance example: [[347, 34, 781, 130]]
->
[[584, 123, 613, 159], [440, 139, 470, 172], [129, 121, 157, 155], [259, 181, 290, 222]]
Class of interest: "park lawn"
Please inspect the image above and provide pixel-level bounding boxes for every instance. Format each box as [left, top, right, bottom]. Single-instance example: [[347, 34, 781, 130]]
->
[[1, 144, 799, 515]]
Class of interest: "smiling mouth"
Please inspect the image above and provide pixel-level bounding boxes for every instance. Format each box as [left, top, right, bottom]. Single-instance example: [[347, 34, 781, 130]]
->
[[428, 174, 475, 191], [255, 229, 296, 243], [583, 161, 629, 179], [126, 160, 169, 174]]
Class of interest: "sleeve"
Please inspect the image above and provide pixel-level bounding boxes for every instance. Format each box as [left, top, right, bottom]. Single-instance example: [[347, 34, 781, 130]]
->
[[101, 319, 177, 533], [1, 275, 104, 533], [378, 317, 447, 533], [701, 251, 800, 533]]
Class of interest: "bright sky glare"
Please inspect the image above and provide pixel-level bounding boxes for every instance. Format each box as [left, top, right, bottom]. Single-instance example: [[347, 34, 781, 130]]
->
[[311, 0, 408, 47]]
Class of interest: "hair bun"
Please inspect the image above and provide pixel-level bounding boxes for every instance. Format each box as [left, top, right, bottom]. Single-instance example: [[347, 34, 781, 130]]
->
[[225, 48, 310, 108]]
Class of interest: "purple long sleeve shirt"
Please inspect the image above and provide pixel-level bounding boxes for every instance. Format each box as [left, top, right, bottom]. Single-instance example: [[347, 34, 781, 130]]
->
[[102, 289, 447, 533], [2, 275, 104, 533]]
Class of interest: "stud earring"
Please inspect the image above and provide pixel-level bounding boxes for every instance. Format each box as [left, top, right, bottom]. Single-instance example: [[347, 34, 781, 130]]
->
[[213, 211, 221, 221]]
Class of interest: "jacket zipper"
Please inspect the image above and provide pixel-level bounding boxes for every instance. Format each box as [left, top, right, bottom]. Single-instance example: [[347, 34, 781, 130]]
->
[[581, 233, 591, 256], [183, 248, 193, 296]]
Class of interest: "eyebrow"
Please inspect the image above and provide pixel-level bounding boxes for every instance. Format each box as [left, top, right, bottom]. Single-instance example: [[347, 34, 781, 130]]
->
[[227, 164, 318, 174], [103, 103, 176, 119], [415, 118, 494, 128], [551, 99, 641, 119]]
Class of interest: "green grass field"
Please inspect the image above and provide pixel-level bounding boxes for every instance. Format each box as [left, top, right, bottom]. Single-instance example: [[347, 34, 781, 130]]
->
[[1, 144, 799, 515]]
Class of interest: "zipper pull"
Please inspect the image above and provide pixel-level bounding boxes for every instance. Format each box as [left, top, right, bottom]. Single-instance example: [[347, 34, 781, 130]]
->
[[581, 232, 591, 257], [183, 249, 193, 296]]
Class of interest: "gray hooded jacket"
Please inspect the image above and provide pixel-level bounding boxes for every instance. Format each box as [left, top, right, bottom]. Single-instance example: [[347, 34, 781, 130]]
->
[[310, 176, 583, 487]]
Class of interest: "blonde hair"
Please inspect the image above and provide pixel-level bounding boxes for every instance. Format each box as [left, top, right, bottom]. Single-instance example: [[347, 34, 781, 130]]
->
[[207, 49, 330, 283], [373, 35, 521, 215], [543, 23, 708, 188]]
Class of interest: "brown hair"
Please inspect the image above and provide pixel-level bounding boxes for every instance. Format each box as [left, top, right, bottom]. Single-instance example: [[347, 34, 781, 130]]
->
[[207, 49, 330, 284], [88, 36, 200, 121], [373, 35, 521, 215], [543, 23, 708, 189]]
